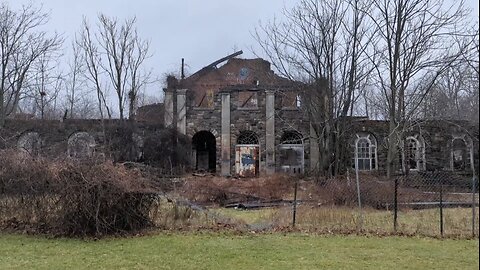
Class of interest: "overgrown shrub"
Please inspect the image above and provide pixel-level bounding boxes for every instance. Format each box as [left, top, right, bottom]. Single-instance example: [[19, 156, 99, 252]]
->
[[0, 149, 159, 236]]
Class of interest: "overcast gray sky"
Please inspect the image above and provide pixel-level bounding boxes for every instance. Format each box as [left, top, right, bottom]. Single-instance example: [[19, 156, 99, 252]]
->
[[9, 0, 298, 98], [8, 0, 480, 100]]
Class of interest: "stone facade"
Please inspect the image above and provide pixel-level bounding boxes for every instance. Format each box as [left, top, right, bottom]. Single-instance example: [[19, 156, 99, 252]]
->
[[164, 57, 479, 177], [164, 57, 311, 176]]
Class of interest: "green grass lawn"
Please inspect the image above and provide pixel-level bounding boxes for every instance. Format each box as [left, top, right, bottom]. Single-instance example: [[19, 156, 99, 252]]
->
[[0, 233, 478, 270]]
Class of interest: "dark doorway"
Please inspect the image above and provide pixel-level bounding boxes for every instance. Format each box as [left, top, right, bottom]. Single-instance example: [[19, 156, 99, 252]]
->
[[192, 131, 216, 172]]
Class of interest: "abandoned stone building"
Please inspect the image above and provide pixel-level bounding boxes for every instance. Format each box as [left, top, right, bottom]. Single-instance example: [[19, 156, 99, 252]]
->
[[1, 54, 478, 178], [163, 54, 311, 177], [162, 53, 479, 177]]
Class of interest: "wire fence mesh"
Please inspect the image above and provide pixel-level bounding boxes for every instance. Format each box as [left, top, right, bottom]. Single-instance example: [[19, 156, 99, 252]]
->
[[189, 171, 479, 238], [280, 171, 479, 238]]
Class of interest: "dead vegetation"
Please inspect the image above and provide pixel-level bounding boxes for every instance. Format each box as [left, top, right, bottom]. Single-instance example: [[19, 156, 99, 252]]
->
[[0, 149, 158, 236], [176, 173, 394, 209]]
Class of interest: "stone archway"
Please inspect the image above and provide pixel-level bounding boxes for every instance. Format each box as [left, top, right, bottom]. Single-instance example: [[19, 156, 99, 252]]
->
[[68, 132, 96, 159], [17, 132, 42, 156], [192, 131, 217, 172]]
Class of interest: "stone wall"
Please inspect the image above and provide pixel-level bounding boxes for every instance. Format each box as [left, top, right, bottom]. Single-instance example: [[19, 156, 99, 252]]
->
[[348, 119, 479, 173], [0, 119, 164, 162]]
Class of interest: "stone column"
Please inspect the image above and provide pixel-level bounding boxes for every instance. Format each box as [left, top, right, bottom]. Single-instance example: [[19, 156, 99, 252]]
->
[[164, 89, 174, 128], [265, 90, 275, 175], [176, 89, 187, 135], [310, 124, 320, 171], [221, 92, 231, 176]]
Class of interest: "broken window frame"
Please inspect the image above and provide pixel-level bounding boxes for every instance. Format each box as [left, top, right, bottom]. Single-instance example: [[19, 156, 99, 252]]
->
[[237, 130, 259, 145], [280, 130, 303, 145], [451, 135, 473, 172], [402, 136, 426, 171]]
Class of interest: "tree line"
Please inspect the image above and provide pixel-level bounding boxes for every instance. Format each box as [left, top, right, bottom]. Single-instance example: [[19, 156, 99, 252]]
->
[[254, 0, 479, 177], [0, 2, 154, 125]]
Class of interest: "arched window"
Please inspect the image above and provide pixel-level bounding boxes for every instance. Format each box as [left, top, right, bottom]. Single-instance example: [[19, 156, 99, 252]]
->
[[280, 130, 302, 145], [279, 131, 304, 174], [451, 135, 473, 172], [353, 134, 377, 171], [403, 136, 425, 171], [237, 130, 259, 145]]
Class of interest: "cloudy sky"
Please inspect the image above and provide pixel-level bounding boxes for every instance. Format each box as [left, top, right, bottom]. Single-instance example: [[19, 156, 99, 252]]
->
[[9, 0, 298, 98], [8, 0, 480, 100]]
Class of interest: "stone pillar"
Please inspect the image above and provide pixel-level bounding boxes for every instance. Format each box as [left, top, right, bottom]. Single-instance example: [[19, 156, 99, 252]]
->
[[221, 92, 231, 176], [164, 89, 174, 128], [310, 124, 320, 171], [265, 90, 275, 175], [176, 89, 187, 135]]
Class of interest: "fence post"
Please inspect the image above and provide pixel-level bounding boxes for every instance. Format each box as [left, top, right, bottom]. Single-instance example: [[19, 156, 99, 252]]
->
[[355, 165, 363, 232], [473, 176, 477, 238], [292, 180, 298, 227], [439, 182, 444, 237], [394, 177, 398, 233]]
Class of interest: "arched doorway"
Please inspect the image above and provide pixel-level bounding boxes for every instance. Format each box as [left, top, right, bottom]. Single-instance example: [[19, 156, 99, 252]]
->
[[451, 135, 473, 172], [192, 131, 216, 172]]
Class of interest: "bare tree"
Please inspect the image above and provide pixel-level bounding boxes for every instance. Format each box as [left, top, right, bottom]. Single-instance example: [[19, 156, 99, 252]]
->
[[365, 0, 472, 177], [0, 2, 62, 125], [63, 39, 89, 119], [77, 17, 112, 120], [422, 61, 478, 123], [77, 14, 151, 121], [254, 0, 373, 176], [24, 53, 64, 119]]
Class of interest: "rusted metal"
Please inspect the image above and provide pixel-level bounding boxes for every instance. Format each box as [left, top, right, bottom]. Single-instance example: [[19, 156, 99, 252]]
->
[[190, 51, 244, 79]]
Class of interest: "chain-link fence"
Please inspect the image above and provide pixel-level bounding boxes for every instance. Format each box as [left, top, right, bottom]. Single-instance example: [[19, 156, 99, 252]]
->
[[391, 172, 478, 237], [193, 171, 478, 238], [279, 171, 479, 238]]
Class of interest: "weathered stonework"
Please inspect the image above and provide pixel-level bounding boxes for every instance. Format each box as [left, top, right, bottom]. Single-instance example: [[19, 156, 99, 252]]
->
[[163, 56, 479, 176], [0, 119, 164, 162], [165, 57, 311, 176]]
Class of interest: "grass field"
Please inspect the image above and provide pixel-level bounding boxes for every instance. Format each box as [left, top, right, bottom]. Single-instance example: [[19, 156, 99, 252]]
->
[[0, 233, 478, 270]]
